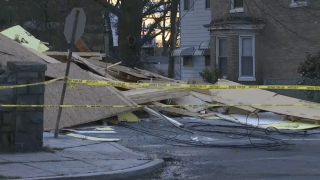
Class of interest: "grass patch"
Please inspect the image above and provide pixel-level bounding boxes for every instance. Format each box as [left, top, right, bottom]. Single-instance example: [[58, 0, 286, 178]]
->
[[43, 145, 55, 153]]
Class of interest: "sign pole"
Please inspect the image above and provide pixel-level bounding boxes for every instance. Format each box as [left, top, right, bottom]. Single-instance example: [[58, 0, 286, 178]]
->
[[54, 10, 80, 138]]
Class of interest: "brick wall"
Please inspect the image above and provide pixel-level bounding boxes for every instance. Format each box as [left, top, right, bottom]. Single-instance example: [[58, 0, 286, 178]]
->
[[0, 61, 47, 152], [210, 0, 320, 84]]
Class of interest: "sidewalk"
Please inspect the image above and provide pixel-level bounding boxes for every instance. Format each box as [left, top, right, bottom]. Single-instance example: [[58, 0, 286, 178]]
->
[[0, 132, 164, 180]]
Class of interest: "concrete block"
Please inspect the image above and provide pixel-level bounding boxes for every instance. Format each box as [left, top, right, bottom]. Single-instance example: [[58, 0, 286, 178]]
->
[[0, 88, 14, 103], [17, 95, 40, 105], [17, 87, 28, 95], [0, 133, 14, 148], [17, 78, 29, 85], [18, 72, 39, 79], [30, 85, 45, 94], [1, 61, 46, 152], [8, 61, 47, 72], [2, 112, 13, 125]]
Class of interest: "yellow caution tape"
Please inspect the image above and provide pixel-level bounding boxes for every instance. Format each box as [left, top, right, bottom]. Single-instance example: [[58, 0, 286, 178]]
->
[[67, 78, 320, 90], [1, 104, 320, 108], [1, 76, 319, 90], [0, 77, 64, 90]]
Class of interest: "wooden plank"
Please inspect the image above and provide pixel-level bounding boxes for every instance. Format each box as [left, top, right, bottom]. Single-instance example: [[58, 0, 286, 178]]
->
[[152, 102, 199, 117], [188, 78, 211, 95], [89, 57, 103, 61], [211, 79, 320, 120], [199, 113, 217, 118], [134, 67, 185, 83], [139, 80, 178, 84], [171, 94, 209, 113], [190, 91, 213, 103], [123, 89, 190, 104], [44, 51, 106, 58]]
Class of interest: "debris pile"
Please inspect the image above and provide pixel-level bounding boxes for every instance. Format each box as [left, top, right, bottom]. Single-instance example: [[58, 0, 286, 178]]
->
[[1, 28, 320, 136]]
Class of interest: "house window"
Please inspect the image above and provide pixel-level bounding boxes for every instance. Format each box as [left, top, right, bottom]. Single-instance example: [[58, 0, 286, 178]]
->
[[239, 36, 256, 81], [216, 37, 227, 77], [205, 0, 210, 9], [183, 56, 193, 67], [205, 56, 210, 66], [184, 0, 194, 11], [290, 0, 307, 8], [230, 0, 244, 13]]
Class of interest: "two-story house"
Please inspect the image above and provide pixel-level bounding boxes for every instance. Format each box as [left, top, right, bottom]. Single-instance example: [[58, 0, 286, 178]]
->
[[172, 0, 211, 80], [207, 0, 320, 84]]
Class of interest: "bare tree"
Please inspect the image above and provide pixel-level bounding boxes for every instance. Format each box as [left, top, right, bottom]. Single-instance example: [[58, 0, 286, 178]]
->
[[94, 0, 172, 68]]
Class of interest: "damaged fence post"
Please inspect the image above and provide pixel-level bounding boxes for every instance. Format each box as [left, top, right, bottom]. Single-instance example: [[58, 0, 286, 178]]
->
[[54, 8, 86, 138]]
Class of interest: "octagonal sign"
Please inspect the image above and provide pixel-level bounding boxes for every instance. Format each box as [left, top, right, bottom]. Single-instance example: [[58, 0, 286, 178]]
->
[[64, 8, 86, 43]]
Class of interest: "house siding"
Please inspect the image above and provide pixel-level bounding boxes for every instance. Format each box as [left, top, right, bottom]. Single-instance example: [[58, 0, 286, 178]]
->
[[180, 0, 211, 48], [209, 0, 320, 84], [181, 56, 205, 81], [178, 0, 211, 81]]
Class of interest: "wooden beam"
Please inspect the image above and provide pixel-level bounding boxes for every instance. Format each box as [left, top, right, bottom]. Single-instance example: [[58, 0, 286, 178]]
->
[[152, 102, 199, 117]]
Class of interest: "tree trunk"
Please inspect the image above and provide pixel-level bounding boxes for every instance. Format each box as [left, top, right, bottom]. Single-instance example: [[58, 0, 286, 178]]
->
[[118, 0, 143, 68], [168, 0, 179, 78]]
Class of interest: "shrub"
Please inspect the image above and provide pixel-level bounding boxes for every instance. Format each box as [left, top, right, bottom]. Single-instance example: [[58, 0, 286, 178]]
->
[[297, 51, 320, 102], [199, 69, 222, 84], [298, 51, 320, 79]]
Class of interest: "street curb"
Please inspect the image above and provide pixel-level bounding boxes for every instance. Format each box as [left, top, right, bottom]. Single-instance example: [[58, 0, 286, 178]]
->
[[109, 142, 147, 157], [21, 159, 164, 180]]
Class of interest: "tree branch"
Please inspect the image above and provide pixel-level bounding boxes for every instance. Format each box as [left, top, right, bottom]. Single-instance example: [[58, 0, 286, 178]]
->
[[142, 0, 171, 18], [141, 4, 170, 45], [93, 0, 122, 17]]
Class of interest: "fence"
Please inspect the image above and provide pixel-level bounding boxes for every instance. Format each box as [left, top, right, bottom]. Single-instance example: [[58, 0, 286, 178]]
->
[[264, 77, 320, 103]]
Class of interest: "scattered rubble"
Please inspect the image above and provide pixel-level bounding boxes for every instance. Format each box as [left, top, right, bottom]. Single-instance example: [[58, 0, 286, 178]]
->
[[1, 28, 320, 134]]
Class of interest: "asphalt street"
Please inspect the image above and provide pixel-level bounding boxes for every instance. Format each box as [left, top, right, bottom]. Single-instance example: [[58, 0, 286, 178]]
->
[[76, 116, 320, 180]]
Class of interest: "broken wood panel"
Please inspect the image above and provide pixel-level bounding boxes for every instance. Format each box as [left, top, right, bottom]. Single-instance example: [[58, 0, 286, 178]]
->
[[46, 63, 92, 79], [190, 91, 214, 103], [89, 57, 103, 61], [134, 67, 185, 83], [108, 65, 149, 80], [152, 102, 199, 117], [139, 80, 179, 84], [171, 94, 209, 113], [188, 78, 211, 95], [199, 112, 217, 118], [44, 65, 137, 130], [212, 79, 320, 120], [123, 89, 190, 104], [44, 51, 106, 58], [0, 33, 60, 67]]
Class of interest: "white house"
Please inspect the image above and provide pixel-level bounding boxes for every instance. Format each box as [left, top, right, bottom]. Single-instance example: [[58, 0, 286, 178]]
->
[[172, 0, 211, 81]]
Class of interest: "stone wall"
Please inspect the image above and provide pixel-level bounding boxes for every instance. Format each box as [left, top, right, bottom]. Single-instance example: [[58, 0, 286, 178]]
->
[[0, 61, 47, 152]]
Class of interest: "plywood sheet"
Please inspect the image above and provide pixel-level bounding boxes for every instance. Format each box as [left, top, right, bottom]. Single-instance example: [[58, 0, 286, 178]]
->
[[152, 102, 199, 117], [0, 33, 59, 67], [44, 64, 137, 131], [211, 79, 320, 120], [171, 94, 209, 113], [123, 89, 189, 104]]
